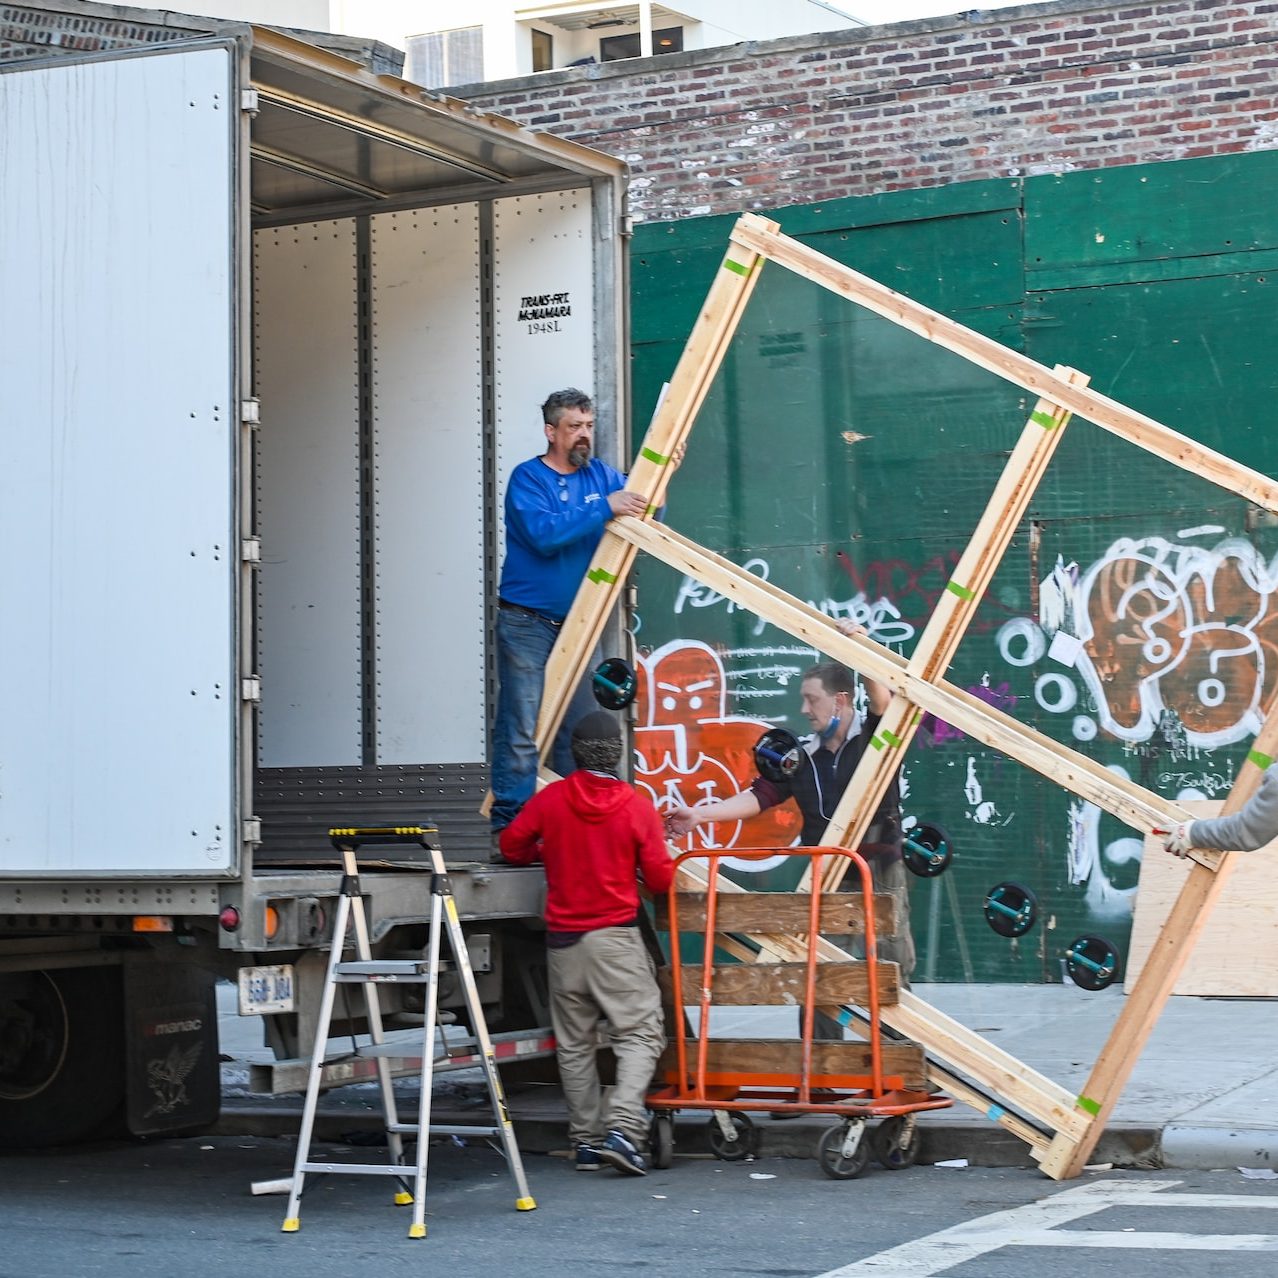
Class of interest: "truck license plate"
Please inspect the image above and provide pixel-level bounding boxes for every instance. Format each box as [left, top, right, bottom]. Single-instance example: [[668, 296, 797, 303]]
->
[[238, 964, 295, 1015]]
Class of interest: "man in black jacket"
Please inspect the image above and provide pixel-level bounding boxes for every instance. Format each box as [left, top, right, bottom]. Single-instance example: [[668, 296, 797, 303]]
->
[[664, 642, 914, 1006]]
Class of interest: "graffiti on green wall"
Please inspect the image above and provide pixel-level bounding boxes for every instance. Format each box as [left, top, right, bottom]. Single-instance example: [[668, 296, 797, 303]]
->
[[629, 154, 1278, 981]]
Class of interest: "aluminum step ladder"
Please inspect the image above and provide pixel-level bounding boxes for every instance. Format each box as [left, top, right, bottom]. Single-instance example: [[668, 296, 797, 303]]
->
[[280, 826, 536, 1238]]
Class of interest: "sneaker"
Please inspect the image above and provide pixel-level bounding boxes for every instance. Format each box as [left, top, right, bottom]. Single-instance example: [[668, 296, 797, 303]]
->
[[599, 1129, 647, 1176], [575, 1144, 604, 1171], [489, 831, 507, 865]]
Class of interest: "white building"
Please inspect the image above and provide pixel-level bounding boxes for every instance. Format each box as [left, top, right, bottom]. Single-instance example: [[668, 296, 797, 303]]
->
[[187, 1, 866, 86]]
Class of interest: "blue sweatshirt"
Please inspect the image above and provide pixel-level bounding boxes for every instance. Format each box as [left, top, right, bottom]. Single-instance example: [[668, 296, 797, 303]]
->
[[498, 455, 627, 621]]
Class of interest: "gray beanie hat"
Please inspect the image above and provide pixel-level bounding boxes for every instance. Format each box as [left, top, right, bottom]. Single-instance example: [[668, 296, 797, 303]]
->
[[571, 711, 623, 773], [571, 710, 622, 744]]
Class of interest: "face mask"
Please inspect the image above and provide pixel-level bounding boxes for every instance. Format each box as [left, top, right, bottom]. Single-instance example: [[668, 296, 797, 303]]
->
[[818, 696, 848, 742]]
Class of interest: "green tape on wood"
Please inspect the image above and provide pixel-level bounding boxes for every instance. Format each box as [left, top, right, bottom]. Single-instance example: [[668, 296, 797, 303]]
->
[[1075, 1094, 1101, 1116], [640, 446, 668, 464], [881, 728, 903, 748], [723, 258, 750, 276], [946, 580, 975, 601], [1248, 749, 1274, 771], [1030, 408, 1059, 429], [870, 735, 887, 751], [586, 567, 617, 585]]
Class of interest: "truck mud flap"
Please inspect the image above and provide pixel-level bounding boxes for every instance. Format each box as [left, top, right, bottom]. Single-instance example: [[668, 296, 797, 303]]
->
[[124, 960, 221, 1137]]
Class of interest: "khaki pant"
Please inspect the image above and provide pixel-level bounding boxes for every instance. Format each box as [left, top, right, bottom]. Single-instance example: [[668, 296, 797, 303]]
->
[[547, 927, 665, 1149]]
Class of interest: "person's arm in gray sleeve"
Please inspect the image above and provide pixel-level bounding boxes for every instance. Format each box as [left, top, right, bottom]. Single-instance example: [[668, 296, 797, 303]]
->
[[1164, 764, 1278, 855]]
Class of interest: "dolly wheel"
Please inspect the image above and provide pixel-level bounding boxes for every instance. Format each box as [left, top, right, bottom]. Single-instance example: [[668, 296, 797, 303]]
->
[[873, 1115, 920, 1171], [650, 1115, 675, 1169], [817, 1120, 871, 1180], [706, 1113, 756, 1161]]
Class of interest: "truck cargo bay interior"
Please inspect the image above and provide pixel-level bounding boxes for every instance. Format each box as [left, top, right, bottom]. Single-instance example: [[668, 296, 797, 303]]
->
[[248, 30, 626, 867]]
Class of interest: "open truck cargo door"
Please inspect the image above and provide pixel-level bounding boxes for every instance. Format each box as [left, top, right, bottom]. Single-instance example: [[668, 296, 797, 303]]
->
[[0, 41, 243, 877]]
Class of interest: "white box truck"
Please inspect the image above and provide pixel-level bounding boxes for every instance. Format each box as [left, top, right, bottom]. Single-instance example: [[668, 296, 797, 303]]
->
[[0, 20, 628, 1145]]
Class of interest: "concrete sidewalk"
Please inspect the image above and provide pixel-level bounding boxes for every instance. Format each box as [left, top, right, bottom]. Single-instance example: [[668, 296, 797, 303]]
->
[[215, 982, 1278, 1172]]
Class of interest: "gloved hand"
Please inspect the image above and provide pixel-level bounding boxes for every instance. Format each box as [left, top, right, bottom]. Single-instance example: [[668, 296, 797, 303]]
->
[[1164, 821, 1194, 858]]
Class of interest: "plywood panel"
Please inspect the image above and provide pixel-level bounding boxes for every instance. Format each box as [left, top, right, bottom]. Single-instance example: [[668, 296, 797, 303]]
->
[[657, 1038, 928, 1090], [653, 892, 895, 935], [1126, 801, 1278, 996], [660, 961, 898, 1007]]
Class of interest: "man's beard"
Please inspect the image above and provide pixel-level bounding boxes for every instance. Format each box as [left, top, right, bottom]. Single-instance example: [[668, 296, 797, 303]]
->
[[568, 443, 591, 468]]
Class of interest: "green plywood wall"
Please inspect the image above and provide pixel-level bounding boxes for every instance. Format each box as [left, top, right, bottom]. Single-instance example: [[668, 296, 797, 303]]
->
[[628, 151, 1278, 983]]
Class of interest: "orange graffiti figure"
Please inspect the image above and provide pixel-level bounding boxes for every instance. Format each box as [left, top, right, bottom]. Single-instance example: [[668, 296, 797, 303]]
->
[[633, 640, 801, 853]]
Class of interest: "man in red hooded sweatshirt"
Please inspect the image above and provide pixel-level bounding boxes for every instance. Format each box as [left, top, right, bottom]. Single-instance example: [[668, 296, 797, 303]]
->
[[499, 709, 675, 1176]]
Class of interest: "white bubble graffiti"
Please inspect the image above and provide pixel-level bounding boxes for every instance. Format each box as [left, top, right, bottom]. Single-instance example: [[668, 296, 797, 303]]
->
[[995, 617, 1047, 668], [1033, 672, 1078, 714]]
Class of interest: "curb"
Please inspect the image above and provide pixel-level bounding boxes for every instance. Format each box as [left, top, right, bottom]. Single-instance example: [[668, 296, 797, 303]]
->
[[214, 1103, 1167, 1172], [1160, 1124, 1278, 1171]]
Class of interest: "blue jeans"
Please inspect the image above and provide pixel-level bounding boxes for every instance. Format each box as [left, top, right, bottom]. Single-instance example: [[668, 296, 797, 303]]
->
[[490, 607, 599, 833]]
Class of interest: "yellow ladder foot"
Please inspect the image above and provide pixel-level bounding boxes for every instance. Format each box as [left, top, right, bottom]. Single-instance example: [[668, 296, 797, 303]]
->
[[282, 1218, 300, 1233], [516, 1196, 537, 1212], [393, 1191, 414, 1205], [408, 1223, 427, 1239]]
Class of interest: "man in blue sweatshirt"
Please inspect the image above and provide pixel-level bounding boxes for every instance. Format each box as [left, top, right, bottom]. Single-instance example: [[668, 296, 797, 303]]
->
[[1164, 763, 1278, 856], [489, 389, 647, 849]]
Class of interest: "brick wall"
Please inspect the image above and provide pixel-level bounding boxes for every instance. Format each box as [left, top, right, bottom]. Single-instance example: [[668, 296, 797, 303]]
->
[[451, 0, 1278, 222]]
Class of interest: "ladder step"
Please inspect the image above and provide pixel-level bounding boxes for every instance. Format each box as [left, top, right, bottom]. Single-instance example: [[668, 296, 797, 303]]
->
[[386, 1123, 501, 1138], [300, 1161, 416, 1178], [334, 959, 430, 981]]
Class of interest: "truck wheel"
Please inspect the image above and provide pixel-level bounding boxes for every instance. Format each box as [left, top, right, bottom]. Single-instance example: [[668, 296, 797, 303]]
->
[[0, 968, 125, 1148]]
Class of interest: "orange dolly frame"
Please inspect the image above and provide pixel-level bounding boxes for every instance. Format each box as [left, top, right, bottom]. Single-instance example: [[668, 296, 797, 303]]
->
[[647, 847, 952, 1178]]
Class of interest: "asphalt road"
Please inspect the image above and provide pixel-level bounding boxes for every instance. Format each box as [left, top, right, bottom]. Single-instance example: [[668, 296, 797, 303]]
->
[[1, 1135, 1275, 1277]]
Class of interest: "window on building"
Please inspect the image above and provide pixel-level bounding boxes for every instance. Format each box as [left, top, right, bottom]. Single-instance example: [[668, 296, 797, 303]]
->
[[405, 25, 484, 87], [531, 28, 554, 73], [599, 26, 683, 62]]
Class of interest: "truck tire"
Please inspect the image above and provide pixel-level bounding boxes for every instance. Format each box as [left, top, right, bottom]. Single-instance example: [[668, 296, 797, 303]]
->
[[0, 968, 126, 1148]]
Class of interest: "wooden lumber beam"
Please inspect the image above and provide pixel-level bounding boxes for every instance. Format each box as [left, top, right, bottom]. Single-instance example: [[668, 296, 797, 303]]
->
[[1037, 710, 1278, 1179], [653, 891, 895, 935], [657, 1037, 928, 1090], [660, 961, 899, 1007], [612, 516, 1190, 836], [805, 368, 1088, 895], [730, 214, 1278, 513]]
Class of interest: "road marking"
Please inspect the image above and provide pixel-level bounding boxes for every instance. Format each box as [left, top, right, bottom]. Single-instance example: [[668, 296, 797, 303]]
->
[[814, 1179, 1278, 1277]]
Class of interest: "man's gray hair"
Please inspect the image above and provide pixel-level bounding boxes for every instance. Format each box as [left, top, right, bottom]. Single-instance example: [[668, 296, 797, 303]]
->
[[542, 388, 593, 426]]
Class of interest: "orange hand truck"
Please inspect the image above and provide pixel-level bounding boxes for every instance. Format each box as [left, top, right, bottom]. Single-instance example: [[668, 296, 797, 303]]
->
[[647, 846, 951, 1179]]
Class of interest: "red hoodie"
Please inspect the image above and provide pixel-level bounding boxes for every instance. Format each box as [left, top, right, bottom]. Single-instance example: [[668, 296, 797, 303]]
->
[[499, 771, 676, 932]]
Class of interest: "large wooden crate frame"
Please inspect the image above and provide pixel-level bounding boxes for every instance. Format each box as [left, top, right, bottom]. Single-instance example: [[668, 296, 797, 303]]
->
[[527, 213, 1278, 1179]]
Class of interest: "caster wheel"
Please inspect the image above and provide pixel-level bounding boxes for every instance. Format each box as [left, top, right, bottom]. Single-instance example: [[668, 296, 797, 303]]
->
[[706, 1113, 756, 1161], [650, 1115, 675, 1170], [872, 1116, 920, 1171], [817, 1121, 871, 1180]]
